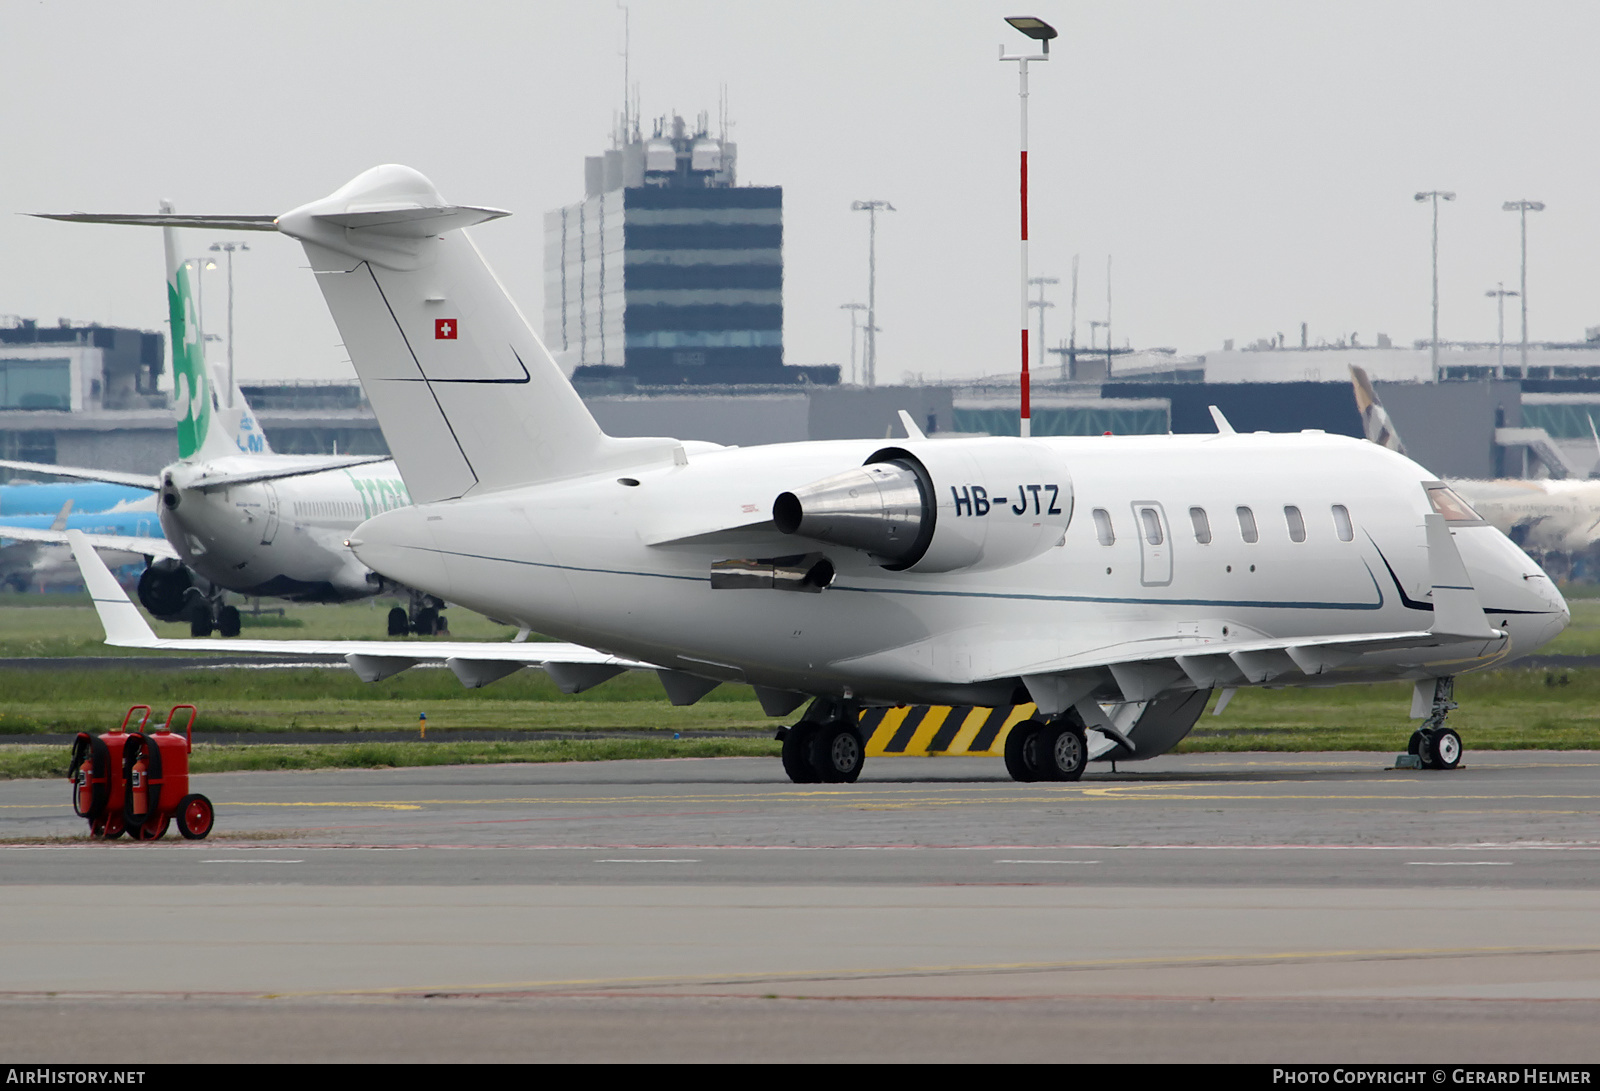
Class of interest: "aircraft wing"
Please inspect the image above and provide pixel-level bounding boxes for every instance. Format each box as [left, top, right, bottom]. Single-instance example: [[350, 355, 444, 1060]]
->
[[1, 524, 176, 559], [181, 455, 392, 492], [0, 459, 160, 491], [67, 530, 653, 690]]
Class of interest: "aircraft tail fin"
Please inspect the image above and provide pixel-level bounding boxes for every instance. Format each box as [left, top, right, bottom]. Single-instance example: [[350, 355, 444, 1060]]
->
[[276, 165, 675, 504], [1349, 365, 1407, 454]]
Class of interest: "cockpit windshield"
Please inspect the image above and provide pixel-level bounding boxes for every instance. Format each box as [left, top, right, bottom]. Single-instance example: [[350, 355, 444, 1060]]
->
[[1426, 485, 1484, 523]]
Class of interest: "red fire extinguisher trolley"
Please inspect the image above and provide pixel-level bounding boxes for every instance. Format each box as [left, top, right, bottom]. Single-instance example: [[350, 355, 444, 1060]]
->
[[68, 705, 150, 839], [121, 704, 214, 841]]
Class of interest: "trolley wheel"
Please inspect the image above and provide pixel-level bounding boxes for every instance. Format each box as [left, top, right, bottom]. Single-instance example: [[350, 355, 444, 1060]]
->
[[104, 812, 125, 840], [178, 794, 215, 840], [131, 815, 169, 841]]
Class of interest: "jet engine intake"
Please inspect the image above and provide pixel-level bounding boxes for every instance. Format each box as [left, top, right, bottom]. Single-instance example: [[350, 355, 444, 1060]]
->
[[137, 558, 211, 620], [774, 438, 1074, 573]]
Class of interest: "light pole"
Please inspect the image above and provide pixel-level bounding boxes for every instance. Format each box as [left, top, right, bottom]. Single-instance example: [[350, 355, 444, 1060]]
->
[[1029, 275, 1058, 382], [1502, 200, 1545, 374], [187, 256, 219, 370], [851, 200, 895, 387], [840, 303, 868, 385], [1414, 190, 1455, 381], [1002, 15, 1056, 438], [1486, 283, 1518, 379], [210, 241, 250, 408]]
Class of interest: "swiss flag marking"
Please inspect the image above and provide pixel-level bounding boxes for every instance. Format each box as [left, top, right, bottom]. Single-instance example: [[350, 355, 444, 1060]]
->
[[435, 318, 458, 340]]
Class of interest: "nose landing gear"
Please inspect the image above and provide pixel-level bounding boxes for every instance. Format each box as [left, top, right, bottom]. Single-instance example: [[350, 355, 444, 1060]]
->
[[1404, 676, 1463, 771]]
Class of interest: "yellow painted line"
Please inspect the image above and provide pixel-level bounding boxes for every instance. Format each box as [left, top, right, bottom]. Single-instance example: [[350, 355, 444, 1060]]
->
[[268, 943, 1600, 999]]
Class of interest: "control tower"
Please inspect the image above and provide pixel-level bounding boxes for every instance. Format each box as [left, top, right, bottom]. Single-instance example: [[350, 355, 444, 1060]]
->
[[545, 112, 830, 386]]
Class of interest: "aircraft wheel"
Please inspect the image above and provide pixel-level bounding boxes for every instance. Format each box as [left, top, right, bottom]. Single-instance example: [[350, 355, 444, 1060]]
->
[[781, 722, 821, 784], [178, 794, 215, 840], [1407, 730, 1425, 757], [1037, 721, 1088, 782], [387, 607, 408, 636], [1004, 720, 1046, 782], [809, 722, 863, 784], [1426, 728, 1462, 771], [414, 608, 437, 636], [1415, 730, 1438, 769], [188, 602, 214, 638], [217, 606, 241, 638]]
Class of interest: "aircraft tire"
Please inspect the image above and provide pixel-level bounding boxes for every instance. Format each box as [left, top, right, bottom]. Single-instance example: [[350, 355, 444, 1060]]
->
[[387, 607, 408, 636], [1004, 720, 1045, 782], [1426, 728, 1462, 771], [809, 722, 863, 784], [414, 608, 437, 636], [781, 722, 821, 783], [1037, 721, 1088, 782], [218, 606, 241, 638], [188, 603, 214, 638], [1415, 729, 1438, 769]]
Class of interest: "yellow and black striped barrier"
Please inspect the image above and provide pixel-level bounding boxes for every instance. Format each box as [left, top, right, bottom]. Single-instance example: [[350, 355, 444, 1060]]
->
[[857, 704, 1039, 757]]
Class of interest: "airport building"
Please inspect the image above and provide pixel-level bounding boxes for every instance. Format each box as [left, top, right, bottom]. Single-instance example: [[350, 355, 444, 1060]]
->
[[544, 111, 833, 387]]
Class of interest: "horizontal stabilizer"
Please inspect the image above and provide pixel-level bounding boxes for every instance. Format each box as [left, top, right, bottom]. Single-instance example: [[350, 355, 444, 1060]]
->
[[33, 212, 279, 231], [0, 458, 159, 491], [183, 455, 390, 492], [312, 204, 509, 237]]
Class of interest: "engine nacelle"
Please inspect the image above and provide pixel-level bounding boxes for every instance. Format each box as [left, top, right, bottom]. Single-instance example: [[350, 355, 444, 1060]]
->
[[137, 558, 210, 620], [773, 438, 1073, 573]]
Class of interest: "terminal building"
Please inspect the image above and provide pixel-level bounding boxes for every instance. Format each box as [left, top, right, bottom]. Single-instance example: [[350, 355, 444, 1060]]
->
[[544, 111, 833, 387]]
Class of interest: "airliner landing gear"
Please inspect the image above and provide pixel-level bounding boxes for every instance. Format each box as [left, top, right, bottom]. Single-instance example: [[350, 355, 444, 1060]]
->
[[1408, 676, 1463, 771], [391, 591, 448, 637], [778, 700, 864, 784], [186, 591, 239, 637], [1005, 714, 1088, 782]]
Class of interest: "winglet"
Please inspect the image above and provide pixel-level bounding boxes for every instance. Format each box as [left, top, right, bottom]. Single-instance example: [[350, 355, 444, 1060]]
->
[[1207, 406, 1236, 435], [65, 530, 161, 648], [1423, 514, 1498, 641], [49, 499, 74, 532], [897, 410, 927, 441]]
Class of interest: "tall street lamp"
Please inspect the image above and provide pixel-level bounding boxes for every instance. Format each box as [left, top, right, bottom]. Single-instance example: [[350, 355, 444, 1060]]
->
[[1002, 15, 1056, 437], [1486, 283, 1519, 379], [1502, 200, 1545, 374], [851, 200, 895, 387], [839, 303, 868, 386], [1029, 275, 1058, 382], [210, 241, 250, 408], [1414, 190, 1455, 381]]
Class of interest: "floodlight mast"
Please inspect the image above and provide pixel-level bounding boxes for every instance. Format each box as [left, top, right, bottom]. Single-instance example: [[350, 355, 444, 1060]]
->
[[1002, 16, 1056, 438], [1502, 200, 1545, 373], [1414, 190, 1456, 380]]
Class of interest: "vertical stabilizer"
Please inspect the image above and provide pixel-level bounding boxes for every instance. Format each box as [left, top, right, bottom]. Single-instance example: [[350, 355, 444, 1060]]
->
[[1350, 365, 1407, 454], [164, 217, 244, 462], [276, 165, 674, 504]]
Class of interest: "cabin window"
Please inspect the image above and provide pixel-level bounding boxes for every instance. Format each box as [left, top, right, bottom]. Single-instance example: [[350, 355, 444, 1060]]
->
[[1332, 504, 1354, 541], [1426, 485, 1484, 523], [1139, 507, 1165, 546], [1236, 506, 1258, 543], [1284, 505, 1306, 543], [1093, 508, 1115, 546], [1190, 506, 1211, 544]]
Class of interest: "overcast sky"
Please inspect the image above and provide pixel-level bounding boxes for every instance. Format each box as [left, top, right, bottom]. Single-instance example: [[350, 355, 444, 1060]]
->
[[3, 1, 1598, 385]]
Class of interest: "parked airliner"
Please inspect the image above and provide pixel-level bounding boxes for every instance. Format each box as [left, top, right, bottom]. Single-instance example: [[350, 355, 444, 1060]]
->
[[55, 167, 1569, 783], [3, 220, 440, 636]]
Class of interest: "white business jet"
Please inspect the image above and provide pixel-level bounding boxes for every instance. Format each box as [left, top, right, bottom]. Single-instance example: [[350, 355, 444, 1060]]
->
[[58, 166, 1568, 783], [3, 219, 439, 637]]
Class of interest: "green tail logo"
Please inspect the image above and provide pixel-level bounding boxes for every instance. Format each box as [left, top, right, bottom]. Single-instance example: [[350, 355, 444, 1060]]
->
[[169, 258, 210, 460]]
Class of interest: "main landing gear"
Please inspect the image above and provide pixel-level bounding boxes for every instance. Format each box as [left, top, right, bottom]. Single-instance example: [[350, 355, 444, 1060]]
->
[[1004, 712, 1089, 782], [778, 700, 865, 783], [186, 592, 240, 638], [1406, 676, 1463, 771], [387, 590, 449, 637]]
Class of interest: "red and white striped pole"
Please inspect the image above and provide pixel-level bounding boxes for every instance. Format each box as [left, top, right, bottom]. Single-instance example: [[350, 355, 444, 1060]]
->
[[1001, 18, 1055, 439]]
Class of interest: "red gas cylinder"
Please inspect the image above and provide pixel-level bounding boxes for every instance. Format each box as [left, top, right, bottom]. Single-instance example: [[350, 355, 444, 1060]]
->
[[68, 706, 149, 839]]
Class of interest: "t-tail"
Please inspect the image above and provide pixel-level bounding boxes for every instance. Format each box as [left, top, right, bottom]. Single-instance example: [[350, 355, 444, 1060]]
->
[[163, 216, 272, 461], [274, 165, 674, 504], [1349, 364, 1407, 454]]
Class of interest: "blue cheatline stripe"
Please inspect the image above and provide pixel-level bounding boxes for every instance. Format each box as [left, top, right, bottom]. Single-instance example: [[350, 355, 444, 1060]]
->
[[401, 545, 1396, 613]]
